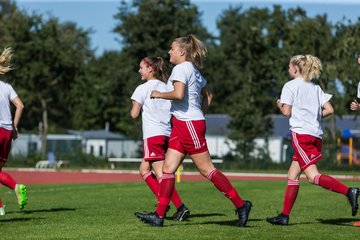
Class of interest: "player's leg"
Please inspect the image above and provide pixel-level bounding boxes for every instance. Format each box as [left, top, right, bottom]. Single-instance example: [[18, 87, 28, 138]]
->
[[152, 159, 189, 221], [139, 159, 159, 201], [267, 161, 301, 225], [0, 128, 27, 209], [305, 164, 359, 216], [135, 149, 184, 226], [191, 151, 252, 227]]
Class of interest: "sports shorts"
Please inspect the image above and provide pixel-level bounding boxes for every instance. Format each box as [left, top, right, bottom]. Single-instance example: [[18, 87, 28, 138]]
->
[[168, 117, 208, 156], [291, 131, 322, 171], [143, 135, 169, 161]]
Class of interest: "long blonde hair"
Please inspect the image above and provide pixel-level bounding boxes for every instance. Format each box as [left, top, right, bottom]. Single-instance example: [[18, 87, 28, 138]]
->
[[173, 34, 207, 68], [0, 47, 13, 74], [290, 54, 322, 82]]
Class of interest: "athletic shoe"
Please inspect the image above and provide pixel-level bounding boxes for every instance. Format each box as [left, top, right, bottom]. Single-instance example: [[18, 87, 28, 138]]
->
[[0, 206, 5, 216], [236, 200, 252, 227], [347, 187, 359, 216], [173, 204, 190, 221], [135, 212, 164, 227], [266, 213, 289, 225], [15, 184, 27, 209]]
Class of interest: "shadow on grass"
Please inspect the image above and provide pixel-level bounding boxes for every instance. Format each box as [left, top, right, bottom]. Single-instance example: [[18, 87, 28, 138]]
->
[[317, 218, 359, 226], [8, 207, 76, 214], [164, 213, 225, 221], [177, 218, 262, 227], [0, 217, 44, 223]]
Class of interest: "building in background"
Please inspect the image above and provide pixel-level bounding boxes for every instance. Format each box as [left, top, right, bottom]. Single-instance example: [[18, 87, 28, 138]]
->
[[10, 114, 360, 163]]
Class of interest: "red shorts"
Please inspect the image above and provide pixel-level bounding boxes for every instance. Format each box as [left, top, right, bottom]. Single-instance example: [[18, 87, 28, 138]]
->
[[0, 128, 12, 162], [143, 135, 169, 161], [291, 132, 322, 170], [168, 117, 208, 155]]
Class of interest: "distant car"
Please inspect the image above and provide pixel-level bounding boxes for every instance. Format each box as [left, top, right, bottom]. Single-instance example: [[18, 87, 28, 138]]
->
[[338, 145, 359, 165]]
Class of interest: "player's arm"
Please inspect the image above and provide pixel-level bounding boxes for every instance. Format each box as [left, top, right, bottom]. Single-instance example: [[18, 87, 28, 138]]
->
[[276, 99, 291, 118], [130, 100, 142, 119], [321, 101, 334, 118], [11, 96, 24, 140], [151, 81, 185, 101], [201, 85, 213, 114]]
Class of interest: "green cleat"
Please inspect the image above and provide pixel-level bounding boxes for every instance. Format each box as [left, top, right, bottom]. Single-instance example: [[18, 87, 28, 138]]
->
[[0, 206, 5, 216], [15, 184, 27, 209]]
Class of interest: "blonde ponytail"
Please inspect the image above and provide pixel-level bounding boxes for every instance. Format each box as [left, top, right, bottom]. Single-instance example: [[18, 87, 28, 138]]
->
[[290, 54, 322, 81], [173, 34, 207, 68], [0, 47, 13, 74]]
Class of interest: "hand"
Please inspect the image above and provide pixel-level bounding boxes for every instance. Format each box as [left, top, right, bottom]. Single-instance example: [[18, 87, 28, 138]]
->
[[12, 127, 18, 140], [150, 90, 160, 99], [276, 99, 282, 107], [350, 99, 360, 111]]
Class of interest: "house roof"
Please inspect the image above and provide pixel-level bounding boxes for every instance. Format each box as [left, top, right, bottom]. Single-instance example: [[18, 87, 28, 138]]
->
[[206, 114, 360, 137], [205, 114, 231, 135], [68, 130, 127, 140]]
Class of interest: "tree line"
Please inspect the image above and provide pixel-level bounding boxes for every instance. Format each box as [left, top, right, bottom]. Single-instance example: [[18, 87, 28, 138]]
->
[[0, 0, 359, 160]]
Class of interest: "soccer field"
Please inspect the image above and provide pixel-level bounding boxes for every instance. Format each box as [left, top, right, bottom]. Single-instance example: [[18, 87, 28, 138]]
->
[[0, 180, 359, 240]]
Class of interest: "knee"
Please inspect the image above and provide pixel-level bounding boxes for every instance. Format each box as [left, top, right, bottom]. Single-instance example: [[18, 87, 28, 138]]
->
[[309, 174, 321, 185], [139, 165, 151, 176]]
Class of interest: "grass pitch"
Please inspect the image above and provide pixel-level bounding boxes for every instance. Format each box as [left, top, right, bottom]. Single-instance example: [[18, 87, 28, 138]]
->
[[0, 180, 359, 239]]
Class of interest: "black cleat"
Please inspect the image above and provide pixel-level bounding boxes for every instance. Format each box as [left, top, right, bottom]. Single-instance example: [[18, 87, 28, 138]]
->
[[135, 212, 164, 227], [347, 187, 360, 216], [266, 213, 289, 225], [173, 204, 190, 221], [236, 200, 252, 227]]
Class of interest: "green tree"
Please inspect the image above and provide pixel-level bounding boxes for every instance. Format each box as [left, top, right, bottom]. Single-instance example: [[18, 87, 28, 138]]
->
[[1, 1, 94, 156], [110, 0, 211, 137]]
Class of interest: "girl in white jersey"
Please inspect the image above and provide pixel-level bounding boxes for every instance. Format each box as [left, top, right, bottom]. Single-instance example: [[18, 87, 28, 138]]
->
[[131, 56, 189, 221], [135, 35, 252, 227], [0, 47, 27, 215], [267, 54, 359, 225]]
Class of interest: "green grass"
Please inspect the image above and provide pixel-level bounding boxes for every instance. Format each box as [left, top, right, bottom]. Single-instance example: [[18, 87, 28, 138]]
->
[[0, 180, 359, 239]]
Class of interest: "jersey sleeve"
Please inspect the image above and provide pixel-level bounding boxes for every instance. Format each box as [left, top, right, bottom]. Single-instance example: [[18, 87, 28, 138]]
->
[[357, 82, 360, 98], [8, 84, 18, 101], [317, 86, 332, 106], [130, 85, 146, 105], [280, 84, 294, 105], [170, 65, 187, 84]]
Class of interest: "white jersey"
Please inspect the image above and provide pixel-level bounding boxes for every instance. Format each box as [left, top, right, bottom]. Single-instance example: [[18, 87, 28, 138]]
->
[[0, 81, 17, 130], [357, 82, 360, 98], [280, 77, 332, 138], [131, 80, 171, 139], [167, 61, 207, 121]]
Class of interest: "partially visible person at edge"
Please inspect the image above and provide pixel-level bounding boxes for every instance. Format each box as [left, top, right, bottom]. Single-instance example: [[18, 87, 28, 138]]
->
[[349, 53, 360, 111], [130, 56, 189, 221], [266, 54, 359, 226], [0, 47, 27, 216], [135, 34, 252, 227]]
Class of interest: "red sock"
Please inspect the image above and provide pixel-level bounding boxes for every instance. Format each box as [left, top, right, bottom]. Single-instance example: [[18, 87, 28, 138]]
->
[[143, 171, 183, 208], [156, 173, 175, 218], [143, 172, 160, 201], [207, 169, 243, 208], [0, 172, 16, 190], [170, 187, 183, 209], [315, 174, 348, 195], [0, 198, 2, 208], [281, 179, 299, 215]]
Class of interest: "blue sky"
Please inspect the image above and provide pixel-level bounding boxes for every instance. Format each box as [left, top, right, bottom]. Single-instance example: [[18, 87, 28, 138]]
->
[[16, 0, 360, 55]]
